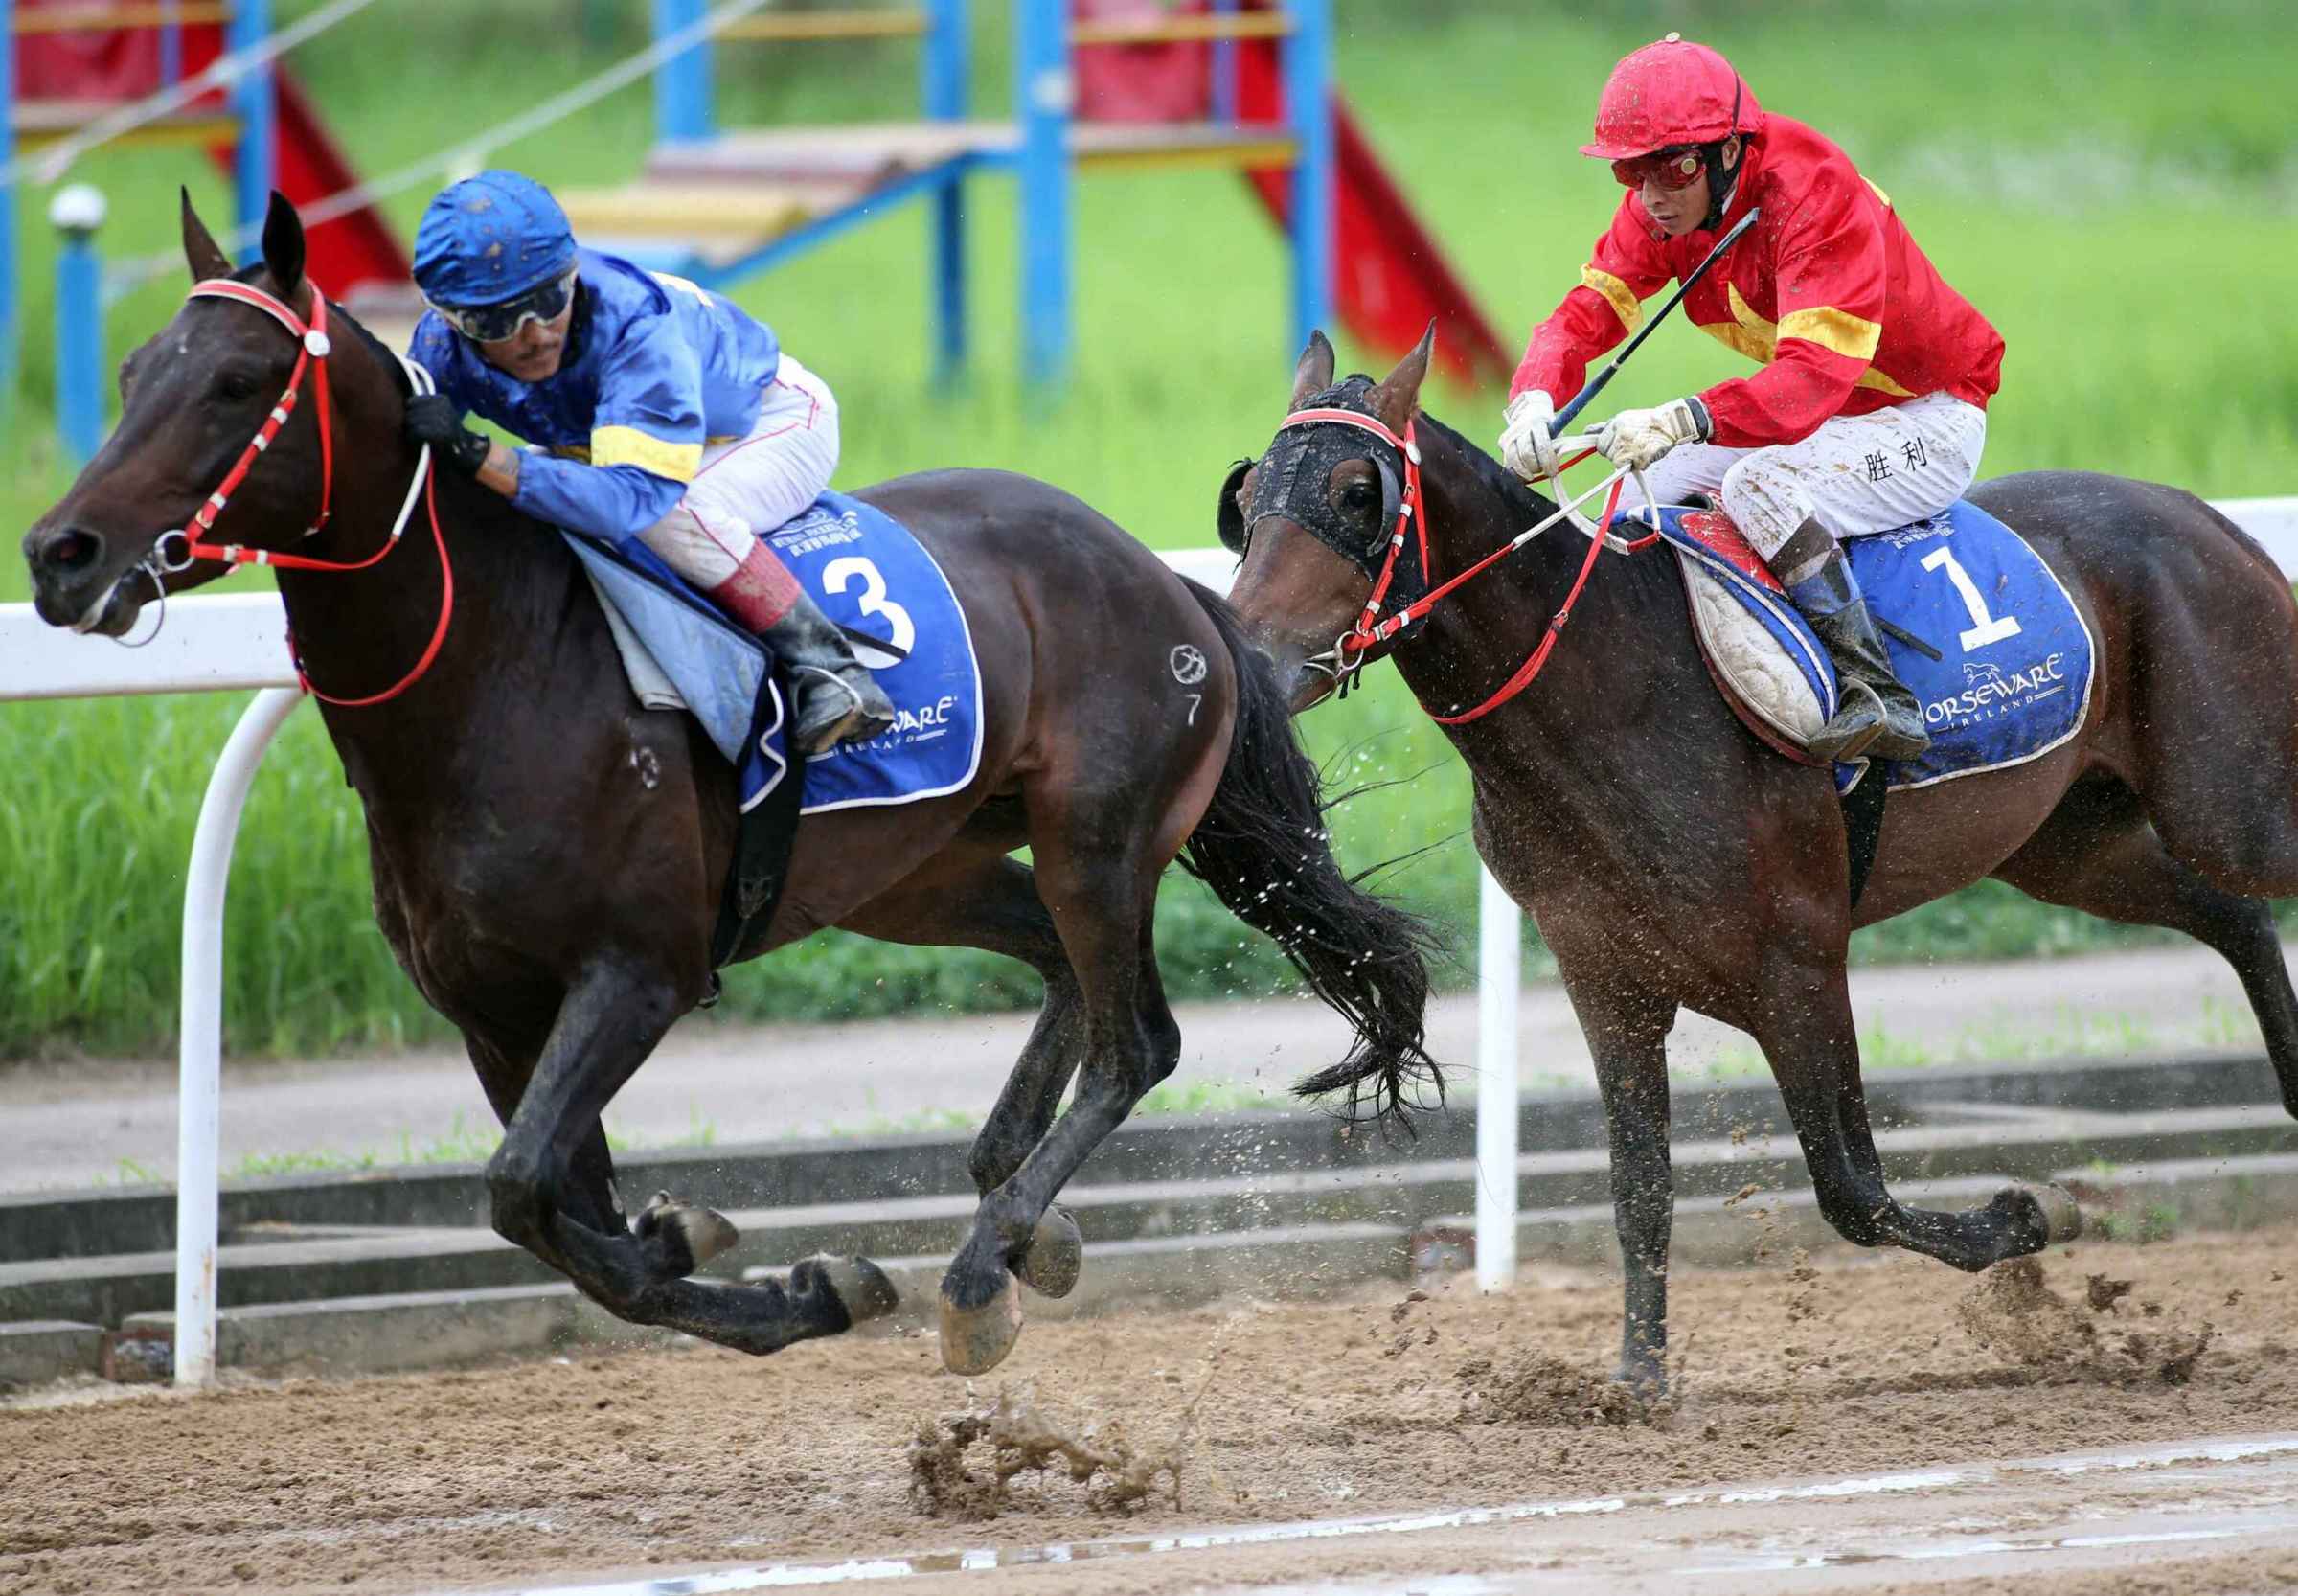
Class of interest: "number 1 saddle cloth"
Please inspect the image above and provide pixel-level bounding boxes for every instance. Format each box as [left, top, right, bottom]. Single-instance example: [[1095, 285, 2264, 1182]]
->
[[1657, 500, 2096, 790], [563, 490, 984, 816]]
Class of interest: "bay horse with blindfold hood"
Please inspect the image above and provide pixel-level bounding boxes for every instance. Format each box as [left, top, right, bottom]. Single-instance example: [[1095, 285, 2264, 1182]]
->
[[1222, 328, 2298, 1390], [19, 194, 1442, 1376]]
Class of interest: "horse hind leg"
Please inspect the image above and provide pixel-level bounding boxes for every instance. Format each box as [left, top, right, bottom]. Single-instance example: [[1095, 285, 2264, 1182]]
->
[[486, 965, 893, 1356], [1996, 774, 2298, 1118], [1753, 963, 2081, 1271]]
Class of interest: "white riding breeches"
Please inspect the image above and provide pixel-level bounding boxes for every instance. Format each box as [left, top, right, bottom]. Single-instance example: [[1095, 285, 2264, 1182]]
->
[[1623, 391, 1988, 562], [635, 353, 841, 591]]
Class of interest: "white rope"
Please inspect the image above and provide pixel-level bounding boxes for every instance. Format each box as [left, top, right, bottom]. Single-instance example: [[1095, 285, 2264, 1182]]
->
[[103, 0, 787, 298], [5, 0, 383, 192]]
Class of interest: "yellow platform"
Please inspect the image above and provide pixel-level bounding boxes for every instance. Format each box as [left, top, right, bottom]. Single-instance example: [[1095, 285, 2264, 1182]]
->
[[11, 100, 238, 152]]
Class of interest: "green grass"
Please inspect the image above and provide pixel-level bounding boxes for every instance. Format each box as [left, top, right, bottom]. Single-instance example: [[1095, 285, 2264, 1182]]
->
[[5, 0, 2297, 1059]]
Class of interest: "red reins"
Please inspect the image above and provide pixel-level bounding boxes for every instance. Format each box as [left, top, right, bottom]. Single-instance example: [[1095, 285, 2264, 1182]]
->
[[1273, 403, 1649, 725], [163, 278, 453, 707]]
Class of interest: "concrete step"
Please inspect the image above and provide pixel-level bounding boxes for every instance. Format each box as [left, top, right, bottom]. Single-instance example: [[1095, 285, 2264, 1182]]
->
[[10, 1053, 2274, 1265], [7, 1104, 2287, 1329], [30, 1147, 2298, 1384]]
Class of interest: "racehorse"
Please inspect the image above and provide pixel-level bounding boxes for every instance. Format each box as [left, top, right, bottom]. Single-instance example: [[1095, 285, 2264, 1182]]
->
[[1219, 328, 2298, 1389], [19, 194, 1440, 1376]]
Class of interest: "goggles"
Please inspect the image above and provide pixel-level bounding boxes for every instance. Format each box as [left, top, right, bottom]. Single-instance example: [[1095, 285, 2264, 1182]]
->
[[425, 267, 578, 344], [1610, 146, 1708, 191]]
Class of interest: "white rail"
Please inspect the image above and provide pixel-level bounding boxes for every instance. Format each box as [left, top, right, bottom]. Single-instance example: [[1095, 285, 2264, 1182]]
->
[[6, 496, 2294, 1383]]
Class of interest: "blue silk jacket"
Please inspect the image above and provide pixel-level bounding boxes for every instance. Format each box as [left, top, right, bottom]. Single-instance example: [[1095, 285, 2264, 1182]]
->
[[409, 249, 784, 539]]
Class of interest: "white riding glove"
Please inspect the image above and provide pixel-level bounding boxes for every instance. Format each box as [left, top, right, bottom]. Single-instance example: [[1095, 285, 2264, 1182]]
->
[[1596, 396, 1711, 473], [1497, 389, 1560, 482]]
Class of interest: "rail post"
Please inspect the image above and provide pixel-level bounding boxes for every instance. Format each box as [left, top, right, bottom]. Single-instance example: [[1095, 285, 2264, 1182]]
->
[[174, 685, 305, 1387], [655, 0, 714, 144], [1015, 0, 1070, 390], [1283, 0, 1332, 360], [923, 0, 968, 380], [226, 0, 275, 254], [1474, 864, 1521, 1289], [50, 183, 106, 464]]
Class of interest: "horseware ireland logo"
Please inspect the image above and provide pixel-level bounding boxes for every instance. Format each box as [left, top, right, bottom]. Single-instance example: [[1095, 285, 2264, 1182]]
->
[[1169, 645, 1209, 685]]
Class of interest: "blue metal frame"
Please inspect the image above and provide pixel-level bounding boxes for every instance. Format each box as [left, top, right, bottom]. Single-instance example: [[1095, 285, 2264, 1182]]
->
[[1284, 0, 1332, 360], [690, 158, 972, 291], [922, 0, 968, 380], [1210, 0, 1239, 125], [1013, 0, 1068, 389], [227, 0, 274, 254], [654, 0, 714, 144]]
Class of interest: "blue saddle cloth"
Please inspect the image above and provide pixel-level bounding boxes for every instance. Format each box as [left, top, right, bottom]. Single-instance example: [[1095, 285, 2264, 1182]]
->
[[1654, 499, 2096, 789], [564, 490, 982, 814]]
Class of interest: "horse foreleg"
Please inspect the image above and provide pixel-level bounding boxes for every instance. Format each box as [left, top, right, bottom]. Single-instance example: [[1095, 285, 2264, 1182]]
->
[[1573, 980, 1678, 1391], [838, 853, 1089, 1298], [934, 843, 1177, 1375], [486, 965, 892, 1355], [1756, 967, 2081, 1271]]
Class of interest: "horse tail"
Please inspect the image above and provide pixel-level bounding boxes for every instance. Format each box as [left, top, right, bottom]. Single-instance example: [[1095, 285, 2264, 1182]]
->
[[1176, 580, 1445, 1131]]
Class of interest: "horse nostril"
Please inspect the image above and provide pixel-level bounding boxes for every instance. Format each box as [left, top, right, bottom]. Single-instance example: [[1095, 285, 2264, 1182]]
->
[[38, 527, 103, 573]]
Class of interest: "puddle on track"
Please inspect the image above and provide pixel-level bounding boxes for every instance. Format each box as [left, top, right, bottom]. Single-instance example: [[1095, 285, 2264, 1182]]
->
[[502, 1434, 2298, 1596]]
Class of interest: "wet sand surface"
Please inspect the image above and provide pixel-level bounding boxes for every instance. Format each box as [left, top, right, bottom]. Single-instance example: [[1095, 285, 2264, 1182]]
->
[[7, 1225, 2298, 1595]]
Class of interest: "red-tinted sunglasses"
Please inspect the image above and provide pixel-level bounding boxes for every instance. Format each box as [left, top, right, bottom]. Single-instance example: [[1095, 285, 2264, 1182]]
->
[[1611, 146, 1707, 191]]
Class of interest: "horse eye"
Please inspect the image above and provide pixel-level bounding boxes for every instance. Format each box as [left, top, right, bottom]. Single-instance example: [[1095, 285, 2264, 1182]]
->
[[212, 373, 259, 404], [1340, 479, 1378, 508]]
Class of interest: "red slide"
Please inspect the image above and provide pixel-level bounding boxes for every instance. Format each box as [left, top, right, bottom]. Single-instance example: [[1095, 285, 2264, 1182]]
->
[[15, 10, 409, 299], [1069, 0, 1511, 388]]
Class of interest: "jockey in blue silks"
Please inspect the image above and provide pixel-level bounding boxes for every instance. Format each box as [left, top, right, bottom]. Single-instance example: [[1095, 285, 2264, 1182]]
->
[[403, 170, 894, 753]]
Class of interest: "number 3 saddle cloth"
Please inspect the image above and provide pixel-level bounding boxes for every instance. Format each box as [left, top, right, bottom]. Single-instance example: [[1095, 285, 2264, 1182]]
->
[[563, 490, 984, 815], [1657, 500, 2096, 790]]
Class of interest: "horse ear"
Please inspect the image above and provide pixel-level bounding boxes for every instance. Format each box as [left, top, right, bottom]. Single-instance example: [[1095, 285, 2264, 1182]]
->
[[1290, 330, 1336, 409], [1369, 322, 1436, 435], [260, 190, 307, 294], [1216, 458, 1254, 554], [181, 188, 232, 283]]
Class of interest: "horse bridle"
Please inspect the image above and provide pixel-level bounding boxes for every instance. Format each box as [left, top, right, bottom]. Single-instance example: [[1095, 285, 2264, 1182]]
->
[[140, 278, 455, 707], [1251, 402, 1656, 721]]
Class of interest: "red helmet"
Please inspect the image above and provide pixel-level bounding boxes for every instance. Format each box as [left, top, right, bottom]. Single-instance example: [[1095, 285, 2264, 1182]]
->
[[1581, 34, 1763, 159]]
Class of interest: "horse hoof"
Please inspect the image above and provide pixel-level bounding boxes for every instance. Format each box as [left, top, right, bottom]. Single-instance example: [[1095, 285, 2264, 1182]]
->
[[2011, 1181, 2083, 1245], [799, 1253, 900, 1326], [939, 1273, 1024, 1376], [636, 1191, 741, 1273], [1014, 1206, 1083, 1300]]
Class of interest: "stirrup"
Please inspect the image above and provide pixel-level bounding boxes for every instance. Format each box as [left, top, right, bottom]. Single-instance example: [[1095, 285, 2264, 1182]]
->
[[791, 666, 893, 755], [1807, 679, 1886, 763]]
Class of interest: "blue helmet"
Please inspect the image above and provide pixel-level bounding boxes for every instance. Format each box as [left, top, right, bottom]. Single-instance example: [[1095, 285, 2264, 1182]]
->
[[412, 170, 576, 308]]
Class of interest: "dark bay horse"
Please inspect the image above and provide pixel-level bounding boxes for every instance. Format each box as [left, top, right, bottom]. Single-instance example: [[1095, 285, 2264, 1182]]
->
[[1220, 329, 2298, 1389], [20, 195, 1440, 1376]]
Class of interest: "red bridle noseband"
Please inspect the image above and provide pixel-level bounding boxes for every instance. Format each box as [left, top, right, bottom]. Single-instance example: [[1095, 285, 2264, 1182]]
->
[[153, 278, 453, 708], [1273, 404, 1642, 726]]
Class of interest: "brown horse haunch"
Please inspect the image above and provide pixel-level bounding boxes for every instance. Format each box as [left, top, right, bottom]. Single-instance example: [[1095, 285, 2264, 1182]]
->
[[1223, 328, 2298, 1390], [19, 194, 1442, 1377]]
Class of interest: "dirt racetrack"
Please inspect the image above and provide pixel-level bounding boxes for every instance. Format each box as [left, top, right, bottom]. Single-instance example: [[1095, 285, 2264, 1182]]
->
[[7, 1223, 2298, 1596]]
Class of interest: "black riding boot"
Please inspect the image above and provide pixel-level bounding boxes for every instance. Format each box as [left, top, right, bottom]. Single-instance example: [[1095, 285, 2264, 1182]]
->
[[1785, 546, 1930, 764], [759, 589, 898, 755]]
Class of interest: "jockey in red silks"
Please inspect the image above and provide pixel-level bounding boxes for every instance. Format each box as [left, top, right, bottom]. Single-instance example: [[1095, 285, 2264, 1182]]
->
[[403, 171, 895, 754], [1499, 34, 2006, 763]]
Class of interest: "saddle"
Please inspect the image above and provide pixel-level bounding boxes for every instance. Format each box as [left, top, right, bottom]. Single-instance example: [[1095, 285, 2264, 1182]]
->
[[1658, 501, 2097, 795]]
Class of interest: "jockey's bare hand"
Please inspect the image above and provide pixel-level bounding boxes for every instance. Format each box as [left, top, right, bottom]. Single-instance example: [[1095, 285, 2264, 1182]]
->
[[1597, 397, 1711, 473], [1498, 389, 1561, 482]]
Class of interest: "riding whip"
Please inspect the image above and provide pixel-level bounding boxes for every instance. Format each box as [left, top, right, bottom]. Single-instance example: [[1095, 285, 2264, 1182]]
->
[[1551, 205, 1762, 435]]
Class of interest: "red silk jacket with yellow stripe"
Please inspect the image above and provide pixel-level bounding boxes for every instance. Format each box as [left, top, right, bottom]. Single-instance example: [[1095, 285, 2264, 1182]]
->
[[1510, 113, 2003, 449], [411, 249, 783, 541]]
